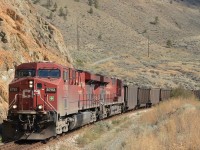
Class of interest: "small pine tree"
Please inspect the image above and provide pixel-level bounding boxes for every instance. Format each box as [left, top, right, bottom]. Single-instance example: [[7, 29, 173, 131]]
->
[[63, 15, 67, 20], [166, 40, 172, 48], [48, 11, 53, 19], [64, 7, 68, 16], [88, 0, 93, 6], [59, 7, 64, 16], [94, 0, 99, 8], [53, 2, 57, 11], [46, 0, 53, 8], [33, 0, 40, 4], [62, 7, 68, 20], [155, 16, 159, 24], [98, 34, 102, 40], [88, 7, 93, 14], [150, 16, 159, 25]]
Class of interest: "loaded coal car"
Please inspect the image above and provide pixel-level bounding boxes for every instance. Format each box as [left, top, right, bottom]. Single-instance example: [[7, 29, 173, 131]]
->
[[124, 86, 138, 110], [160, 89, 171, 101], [137, 88, 151, 107], [150, 88, 161, 105], [124, 86, 151, 109], [2, 62, 124, 142]]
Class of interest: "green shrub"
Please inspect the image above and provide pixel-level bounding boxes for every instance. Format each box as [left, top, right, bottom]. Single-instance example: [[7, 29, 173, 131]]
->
[[171, 86, 193, 99], [112, 119, 120, 125], [76, 121, 111, 146], [94, 121, 111, 134], [166, 40, 172, 48], [33, 0, 40, 4], [59, 7, 64, 16], [150, 16, 159, 25], [88, 7, 93, 14], [47, 12, 53, 20], [88, 0, 93, 6], [53, 2, 57, 11], [94, 0, 99, 8], [98, 34, 102, 41], [76, 59, 84, 67]]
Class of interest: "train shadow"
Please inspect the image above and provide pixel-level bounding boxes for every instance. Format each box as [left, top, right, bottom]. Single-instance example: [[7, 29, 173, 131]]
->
[[0, 123, 2, 136], [0, 123, 2, 139], [15, 140, 39, 145], [182, 0, 200, 6]]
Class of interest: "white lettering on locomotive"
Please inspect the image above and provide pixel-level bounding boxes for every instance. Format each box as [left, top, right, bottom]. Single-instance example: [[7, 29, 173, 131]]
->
[[34, 90, 41, 95]]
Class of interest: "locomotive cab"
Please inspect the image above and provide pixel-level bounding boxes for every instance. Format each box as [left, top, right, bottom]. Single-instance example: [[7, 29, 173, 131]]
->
[[3, 62, 62, 142]]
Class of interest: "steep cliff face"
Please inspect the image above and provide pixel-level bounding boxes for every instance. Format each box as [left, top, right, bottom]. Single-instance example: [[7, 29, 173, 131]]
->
[[0, 0, 72, 118]]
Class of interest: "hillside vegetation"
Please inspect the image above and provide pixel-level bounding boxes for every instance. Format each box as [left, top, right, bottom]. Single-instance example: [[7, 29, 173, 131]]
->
[[125, 97, 200, 150], [33, 0, 200, 89]]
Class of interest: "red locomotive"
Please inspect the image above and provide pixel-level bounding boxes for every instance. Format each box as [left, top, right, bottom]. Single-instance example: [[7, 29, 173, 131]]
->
[[2, 61, 173, 142], [2, 62, 124, 141]]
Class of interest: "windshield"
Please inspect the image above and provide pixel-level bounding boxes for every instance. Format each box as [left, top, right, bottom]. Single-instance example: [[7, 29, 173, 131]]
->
[[38, 69, 60, 78], [15, 69, 36, 78]]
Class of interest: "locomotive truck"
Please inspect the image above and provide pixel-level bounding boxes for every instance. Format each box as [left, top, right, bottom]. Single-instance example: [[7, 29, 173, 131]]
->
[[2, 61, 171, 142]]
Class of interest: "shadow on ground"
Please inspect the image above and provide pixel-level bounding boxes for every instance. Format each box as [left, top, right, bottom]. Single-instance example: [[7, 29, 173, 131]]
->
[[0, 123, 2, 136], [182, 0, 200, 6]]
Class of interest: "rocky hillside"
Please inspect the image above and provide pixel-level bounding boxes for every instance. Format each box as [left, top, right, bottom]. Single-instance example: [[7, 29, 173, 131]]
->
[[0, 0, 72, 119], [33, 0, 200, 89]]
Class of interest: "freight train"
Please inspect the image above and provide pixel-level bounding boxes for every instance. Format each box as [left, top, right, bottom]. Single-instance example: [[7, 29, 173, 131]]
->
[[2, 61, 172, 142]]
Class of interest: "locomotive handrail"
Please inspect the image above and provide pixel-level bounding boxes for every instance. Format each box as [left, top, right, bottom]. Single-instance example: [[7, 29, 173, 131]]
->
[[9, 94, 21, 109], [38, 94, 57, 112]]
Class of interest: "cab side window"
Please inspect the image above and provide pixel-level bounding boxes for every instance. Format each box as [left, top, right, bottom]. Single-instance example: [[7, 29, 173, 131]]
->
[[63, 71, 68, 82]]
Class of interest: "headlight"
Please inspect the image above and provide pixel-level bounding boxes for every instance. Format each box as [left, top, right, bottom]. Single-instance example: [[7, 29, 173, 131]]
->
[[29, 84, 33, 88], [37, 105, 43, 110], [13, 105, 17, 109], [29, 81, 33, 84], [29, 80, 33, 88]]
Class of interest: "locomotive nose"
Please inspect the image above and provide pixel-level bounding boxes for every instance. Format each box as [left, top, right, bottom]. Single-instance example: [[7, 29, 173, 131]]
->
[[19, 79, 35, 110], [9, 78, 35, 111]]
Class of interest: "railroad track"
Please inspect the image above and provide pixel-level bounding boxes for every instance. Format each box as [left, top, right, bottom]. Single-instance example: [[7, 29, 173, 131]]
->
[[0, 107, 150, 150], [0, 141, 43, 150]]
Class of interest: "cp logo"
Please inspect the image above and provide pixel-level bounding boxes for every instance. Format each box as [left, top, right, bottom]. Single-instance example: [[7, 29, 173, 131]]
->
[[22, 89, 32, 98]]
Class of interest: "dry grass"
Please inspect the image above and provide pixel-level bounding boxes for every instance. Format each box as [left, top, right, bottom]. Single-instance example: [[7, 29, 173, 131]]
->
[[125, 97, 200, 150], [76, 121, 111, 146], [76, 116, 129, 147]]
